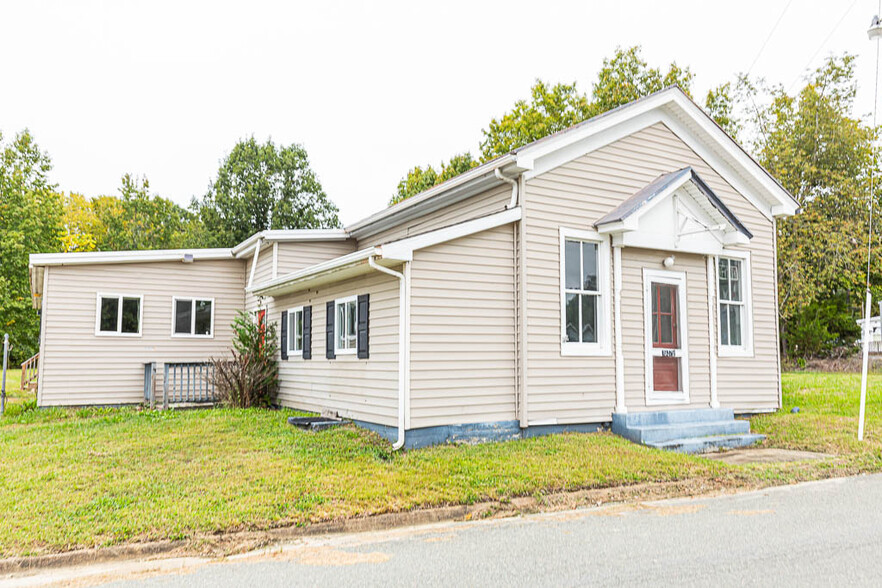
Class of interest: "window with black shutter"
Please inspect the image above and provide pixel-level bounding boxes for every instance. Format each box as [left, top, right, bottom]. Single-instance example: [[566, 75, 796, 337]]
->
[[302, 305, 312, 359], [280, 310, 288, 360], [326, 300, 335, 359]]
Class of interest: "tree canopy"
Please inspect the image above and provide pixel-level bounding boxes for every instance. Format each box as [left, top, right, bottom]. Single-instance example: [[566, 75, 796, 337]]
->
[[392, 46, 722, 204], [0, 130, 63, 361], [194, 137, 340, 247]]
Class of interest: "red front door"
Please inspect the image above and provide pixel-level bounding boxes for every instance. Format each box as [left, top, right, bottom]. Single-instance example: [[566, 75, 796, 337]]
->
[[651, 283, 680, 392]]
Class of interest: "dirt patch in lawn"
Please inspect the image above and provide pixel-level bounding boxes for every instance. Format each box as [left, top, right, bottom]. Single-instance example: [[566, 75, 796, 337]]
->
[[705, 448, 832, 465]]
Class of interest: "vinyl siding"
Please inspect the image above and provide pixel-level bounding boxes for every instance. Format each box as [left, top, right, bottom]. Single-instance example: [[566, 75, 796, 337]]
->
[[38, 259, 246, 406], [409, 225, 517, 429], [357, 184, 511, 248], [272, 271, 400, 426], [523, 122, 779, 421]]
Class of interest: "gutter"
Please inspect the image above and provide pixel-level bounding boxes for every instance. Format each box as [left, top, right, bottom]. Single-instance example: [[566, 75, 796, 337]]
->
[[368, 256, 410, 451], [495, 169, 519, 209]]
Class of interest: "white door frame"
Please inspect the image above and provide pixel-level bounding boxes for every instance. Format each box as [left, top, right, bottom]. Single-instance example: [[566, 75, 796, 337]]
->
[[643, 268, 690, 405]]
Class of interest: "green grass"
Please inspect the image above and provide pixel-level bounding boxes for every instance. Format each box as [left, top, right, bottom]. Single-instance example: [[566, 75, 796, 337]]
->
[[0, 372, 880, 558]]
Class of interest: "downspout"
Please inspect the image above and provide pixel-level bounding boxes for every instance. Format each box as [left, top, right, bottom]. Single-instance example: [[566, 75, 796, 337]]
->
[[613, 244, 626, 413], [248, 237, 264, 289], [368, 256, 409, 450], [495, 169, 519, 209]]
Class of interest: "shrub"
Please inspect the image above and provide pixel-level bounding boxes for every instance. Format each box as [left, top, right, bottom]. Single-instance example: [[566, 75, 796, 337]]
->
[[210, 311, 279, 408]]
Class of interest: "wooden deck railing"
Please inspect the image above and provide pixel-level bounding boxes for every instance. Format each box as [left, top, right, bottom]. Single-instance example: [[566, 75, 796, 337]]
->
[[20, 353, 39, 391]]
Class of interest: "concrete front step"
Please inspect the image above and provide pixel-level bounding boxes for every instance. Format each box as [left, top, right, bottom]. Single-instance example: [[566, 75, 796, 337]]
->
[[611, 408, 763, 454], [648, 433, 766, 454], [616, 419, 751, 445], [612, 408, 734, 427]]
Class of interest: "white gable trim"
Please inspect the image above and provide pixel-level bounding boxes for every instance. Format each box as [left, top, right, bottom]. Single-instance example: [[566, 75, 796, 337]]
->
[[517, 89, 798, 222]]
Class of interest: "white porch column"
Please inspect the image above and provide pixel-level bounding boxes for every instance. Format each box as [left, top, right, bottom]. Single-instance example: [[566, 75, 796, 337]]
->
[[707, 255, 720, 408], [613, 243, 626, 413]]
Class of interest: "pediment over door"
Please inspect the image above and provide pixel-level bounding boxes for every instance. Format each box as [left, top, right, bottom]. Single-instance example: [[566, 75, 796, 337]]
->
[[594, 167, 752, 256]]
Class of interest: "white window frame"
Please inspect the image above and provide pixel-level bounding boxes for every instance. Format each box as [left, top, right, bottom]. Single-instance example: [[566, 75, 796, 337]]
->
[[95, 292, 143, 337], [559, 227, 611, 356], [170, 296, 215, 338], [287, 305, 304, 358], [717, 251, 754, 357], [643, 269, 690, 405], [334, 295, 358, 355]]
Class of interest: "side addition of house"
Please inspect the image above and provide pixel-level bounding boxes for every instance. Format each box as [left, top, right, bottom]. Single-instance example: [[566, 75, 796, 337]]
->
[[28, 87, 799, 449]]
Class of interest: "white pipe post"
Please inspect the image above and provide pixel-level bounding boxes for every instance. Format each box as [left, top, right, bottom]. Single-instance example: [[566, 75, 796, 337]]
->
[[860, 290, 872, 441], [1, 333, 8, 415]]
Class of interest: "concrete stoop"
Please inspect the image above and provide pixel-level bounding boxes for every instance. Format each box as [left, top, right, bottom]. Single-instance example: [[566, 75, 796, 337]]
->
[[611, 408, 764, 454]]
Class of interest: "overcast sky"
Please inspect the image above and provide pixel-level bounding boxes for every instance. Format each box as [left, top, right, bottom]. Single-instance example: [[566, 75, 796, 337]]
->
[[1, 0, 878, 225]]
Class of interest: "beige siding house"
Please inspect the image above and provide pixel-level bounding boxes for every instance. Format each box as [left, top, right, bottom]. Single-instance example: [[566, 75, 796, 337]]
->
[[29, 87, 799, 449]]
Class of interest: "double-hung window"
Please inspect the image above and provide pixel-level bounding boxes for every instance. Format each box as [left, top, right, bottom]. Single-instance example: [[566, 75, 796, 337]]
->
[[172, 297, 214, 337], [288, 306, 304, 355], [335, 296, 357, 354], [717, 254, 753, 356], [96, 293, 142, 336], [560, 228, 610, 356]]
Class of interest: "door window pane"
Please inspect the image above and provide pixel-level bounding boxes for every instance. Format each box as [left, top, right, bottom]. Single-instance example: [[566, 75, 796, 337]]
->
[[100, 297, 118, 332], [121, 298, 140, 334], [174, 299, 192, 334], [565, 240, 581, 289], [194, 300, 212, 335]]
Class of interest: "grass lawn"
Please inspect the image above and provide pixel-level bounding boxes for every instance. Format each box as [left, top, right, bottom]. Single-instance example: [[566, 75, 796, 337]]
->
[[0, 372, 880, 558]]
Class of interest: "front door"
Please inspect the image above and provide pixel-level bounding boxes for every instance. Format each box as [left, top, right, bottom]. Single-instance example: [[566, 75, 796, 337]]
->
[[651, 283, 680, 391], [644, 270, 689, 404]]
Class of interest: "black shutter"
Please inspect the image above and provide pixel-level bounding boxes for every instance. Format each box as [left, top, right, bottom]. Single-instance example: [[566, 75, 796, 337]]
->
[[280, 310, 288, 360], [326, 300, 336, 359], [302, 306, 312, 360], [357, 294, 370, 359]]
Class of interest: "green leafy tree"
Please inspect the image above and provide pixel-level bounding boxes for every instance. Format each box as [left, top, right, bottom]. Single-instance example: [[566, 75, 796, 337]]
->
[[0, 131, 63, 362], [479, 81, 594, 161], [390, 153, 477, 205], [590, 45, 693, 113], [94, 174, 197, 251], [739, 55, 879, 356], [194, 137, 341, 246], [394, 46, 718, 203]]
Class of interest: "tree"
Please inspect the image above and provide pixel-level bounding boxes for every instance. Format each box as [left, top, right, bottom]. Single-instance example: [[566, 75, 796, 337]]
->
[[479, 81, 594, 161], [0, 130, 63, 362], [60, 192, 103, 252], [738, 55, 880, 356], [590, 45, 693, 113], [394, 46, 719, 204], [93, 174, 198, 251], [194, 137, 341, 247], [390, 153, 478, 205]]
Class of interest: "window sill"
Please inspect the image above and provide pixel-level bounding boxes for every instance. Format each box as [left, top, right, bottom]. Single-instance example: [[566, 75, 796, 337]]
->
[[718, 346, 754, 358], [95, 331, 142, 338], [334, 348, 357, 356], [171, 334, 215, 339], [560, 343, 611, 357]]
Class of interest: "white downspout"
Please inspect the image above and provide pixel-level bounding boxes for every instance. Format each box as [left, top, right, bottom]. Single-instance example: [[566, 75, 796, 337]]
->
[[495, 169, 519, 209], [369, 256, 409, 450], [248, 238, 264, 289], [613, 244, 626, 414], [707, 255, 720, 408]]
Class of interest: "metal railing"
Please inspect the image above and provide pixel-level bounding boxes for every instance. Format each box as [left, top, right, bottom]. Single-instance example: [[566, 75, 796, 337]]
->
[[143, 362, 218, 408], [20, 353, 39, 391], [163, 362, 217, 408]]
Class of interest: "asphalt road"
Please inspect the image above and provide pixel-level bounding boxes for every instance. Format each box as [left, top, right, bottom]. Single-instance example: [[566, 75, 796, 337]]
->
[[19, 474, 882, 587]]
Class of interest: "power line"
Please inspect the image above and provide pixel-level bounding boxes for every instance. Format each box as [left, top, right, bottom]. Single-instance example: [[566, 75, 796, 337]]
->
[[746, 0, 795, 76], [787, 0, 860, 92]]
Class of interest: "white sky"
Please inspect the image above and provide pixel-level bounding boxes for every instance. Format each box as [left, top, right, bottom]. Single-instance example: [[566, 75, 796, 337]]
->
[[0, 0, 878, 225]]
